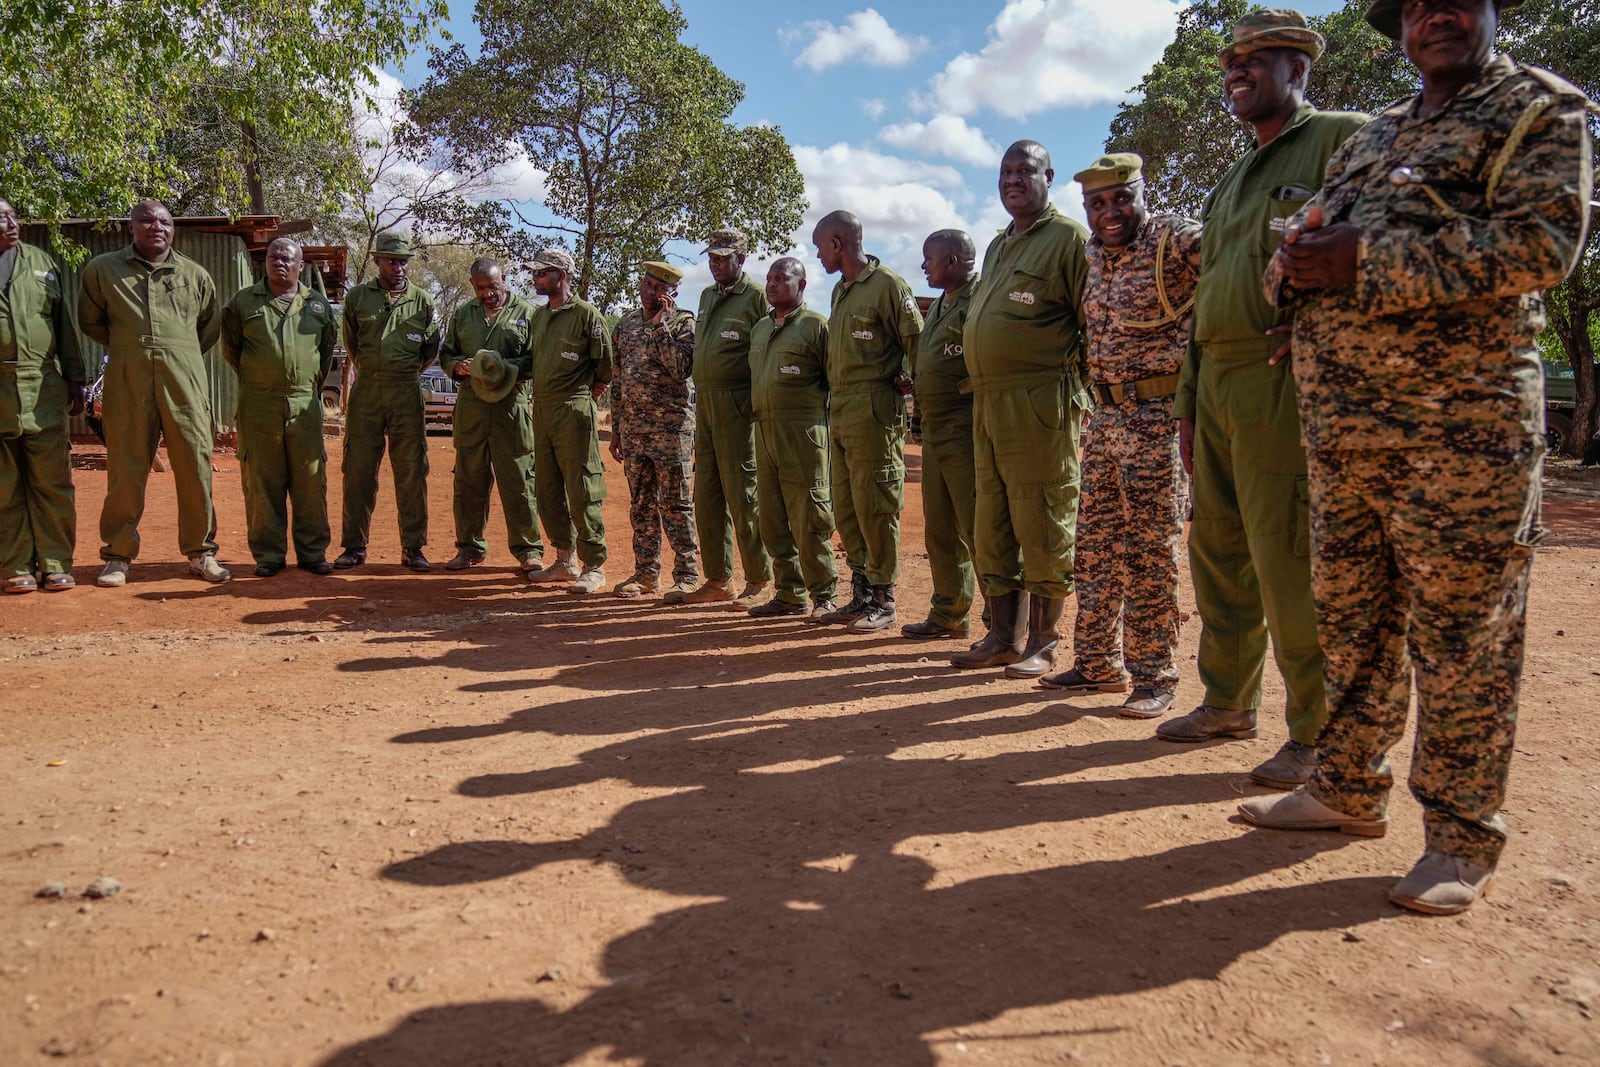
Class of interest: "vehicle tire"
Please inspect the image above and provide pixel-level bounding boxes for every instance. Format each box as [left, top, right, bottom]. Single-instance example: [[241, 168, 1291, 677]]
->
[[1546, 410, 1572, 455]]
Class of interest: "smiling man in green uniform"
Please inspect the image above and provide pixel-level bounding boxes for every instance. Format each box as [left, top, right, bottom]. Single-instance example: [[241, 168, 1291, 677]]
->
[[522, 247, 614, 594], [812, 209, 923, 633], [684, 228, 773, 609], [336, 230, 440, 573], [79, 199, 228, 586], [439, 258, 541, 572], [1164, 10, 1367, 791], [0, 196, 85, 593], [220, 238, 337, 577], [952, 141, 1090, 680]]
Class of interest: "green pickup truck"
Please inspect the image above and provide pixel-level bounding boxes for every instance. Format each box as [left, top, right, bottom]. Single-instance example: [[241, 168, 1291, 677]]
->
[[1545, 361, 1600, 453]]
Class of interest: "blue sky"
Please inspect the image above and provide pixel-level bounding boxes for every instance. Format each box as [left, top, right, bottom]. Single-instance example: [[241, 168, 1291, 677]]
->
[[394, 0, 1351, 305]]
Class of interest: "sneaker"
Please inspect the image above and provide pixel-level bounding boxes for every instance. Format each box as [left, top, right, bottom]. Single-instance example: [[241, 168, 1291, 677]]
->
[[444, 552, 485, 571], [807, 598, 839, 622], [751, 596, 806, 618], [516, 553, 543, 573], [1237, 786, 1387, 837], [1250, 740, 1318, 790], [661, 578, 699, 604], [528, 549, 579, 584], [41, 572, 76, 592], [5, 575, 37, 594], [96, 560, 130, 587], [1388, 851, 1494, 915], [683, 578, 735, 604], [614, 573, 660, 598], [189, 554, 232, 583], [1155, 704, 1257, 742], [569, 568, 606, 594]]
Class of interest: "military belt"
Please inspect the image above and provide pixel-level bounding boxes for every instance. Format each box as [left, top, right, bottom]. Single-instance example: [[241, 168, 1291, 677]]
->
[[1093, 373, 1181, 405]]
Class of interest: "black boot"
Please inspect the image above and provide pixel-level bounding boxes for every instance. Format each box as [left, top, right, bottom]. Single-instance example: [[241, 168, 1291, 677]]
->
[[817, 571, 871, 624], [848, 584, 897, 633], [951, 590, 1028, 668], [1005, 596, 1066, 678]]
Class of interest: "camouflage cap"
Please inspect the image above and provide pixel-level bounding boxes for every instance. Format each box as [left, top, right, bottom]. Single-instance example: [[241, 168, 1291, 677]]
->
[[1217, 8, 1326, 70], [1073, 153, 1145, 193], [703, 228, 749, 256], [524, 247, 575, 274], [1365, 0, 1521, 40], [639, 260, 684, 286], [469, 348, 520, 404], [372, 230, 416, 260]]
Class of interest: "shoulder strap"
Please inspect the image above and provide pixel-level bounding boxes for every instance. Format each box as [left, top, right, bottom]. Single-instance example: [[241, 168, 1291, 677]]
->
[[1121, 225, 1196, 331]]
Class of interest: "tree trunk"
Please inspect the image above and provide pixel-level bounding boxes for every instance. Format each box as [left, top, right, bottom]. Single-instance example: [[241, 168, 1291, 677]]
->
[[1568, 322, 1598, 459]]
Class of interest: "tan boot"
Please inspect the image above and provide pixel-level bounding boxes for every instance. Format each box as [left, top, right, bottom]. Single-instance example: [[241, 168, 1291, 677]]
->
[[1004, 596, 1064, 678], [1388, 851, 1493, 915], [528, 548, 579, 584], [1237, 786, 1387, 837], [661, 577, 699, 604], [730, 580, 771, 610], [683, 577, 735, 604], [613, 572, 660, 598]]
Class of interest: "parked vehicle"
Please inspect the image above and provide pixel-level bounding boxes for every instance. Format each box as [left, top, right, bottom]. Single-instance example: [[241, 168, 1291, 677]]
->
[[1545, 361, 1600, 454], [85, 355, 107, 443], [420, 364, 457, 428]]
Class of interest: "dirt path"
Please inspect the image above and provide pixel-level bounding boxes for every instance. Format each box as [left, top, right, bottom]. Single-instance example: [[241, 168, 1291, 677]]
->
[[2, 438, 1598, 1065]]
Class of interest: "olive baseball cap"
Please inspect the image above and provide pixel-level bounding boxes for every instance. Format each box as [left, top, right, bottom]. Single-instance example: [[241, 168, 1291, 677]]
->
[[372, 230, 416, 260], [1074, 153, 1145, 193], [703, 228, 749, 256], [469, 348, 520, 403], [1218, 8, 1326, 70], [1366, 0, 1521, 39]]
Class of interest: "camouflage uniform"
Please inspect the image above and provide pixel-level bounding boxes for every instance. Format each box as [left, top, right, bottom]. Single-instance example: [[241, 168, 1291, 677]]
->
[[1071, 214, 1200, 694], [609, 306, 699, 584], [1264, 56, 1595, 866]]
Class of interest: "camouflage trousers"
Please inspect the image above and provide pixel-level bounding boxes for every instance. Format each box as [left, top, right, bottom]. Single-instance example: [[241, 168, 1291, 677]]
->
[[1306, 443, 1542, 868], [623, 443, 699, 582], [1070, 400, 1183, 693]]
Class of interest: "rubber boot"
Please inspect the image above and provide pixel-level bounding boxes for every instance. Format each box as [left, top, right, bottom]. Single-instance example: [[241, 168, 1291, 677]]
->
[[1004, 596, 1065, 678], [951, 590, 1028, 668]]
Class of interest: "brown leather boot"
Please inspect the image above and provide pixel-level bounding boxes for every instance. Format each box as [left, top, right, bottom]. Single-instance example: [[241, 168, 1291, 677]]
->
[[950, 590, 1028, 668], [1004, 596, 1065, 678]]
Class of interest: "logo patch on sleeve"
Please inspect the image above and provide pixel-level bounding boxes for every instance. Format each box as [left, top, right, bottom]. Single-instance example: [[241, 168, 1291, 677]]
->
[[590, 322, 603, 338]]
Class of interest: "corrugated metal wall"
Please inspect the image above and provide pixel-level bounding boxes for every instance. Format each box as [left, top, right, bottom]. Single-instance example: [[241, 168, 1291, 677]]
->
[[20, 223, 255, 434]]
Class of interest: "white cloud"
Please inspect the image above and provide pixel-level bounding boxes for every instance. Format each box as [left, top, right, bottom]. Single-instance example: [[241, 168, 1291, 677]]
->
[[789, 9, 928, 72], [931, 0, 1184, 118], [879, 115, 1002, 168], [860, 98, 887, 119]]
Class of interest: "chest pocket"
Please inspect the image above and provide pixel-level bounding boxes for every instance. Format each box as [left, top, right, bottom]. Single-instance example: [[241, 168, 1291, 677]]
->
[[847, 314, 884, 356], [157, 277, 201, 320], [241, 308, 276, 349], [1387, 140, 1489, 230], [1001, 269, 1051, 319], [1261, 189, 1316, 253]]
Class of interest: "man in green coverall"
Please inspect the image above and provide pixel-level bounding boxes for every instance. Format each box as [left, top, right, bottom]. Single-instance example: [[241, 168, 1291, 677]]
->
[[220, 238, 337, 577], [336, 230, 440, 573], [79, 199, 229, 586], [812, 209, 923, 633], [439, 258, 542, 572], [0, 196, 85, 593], [682, 228, 773, 609], [522, 248, 614, 594], [1164, 9, 1368, 792], [746, 257, 837, 620], [953, 142, 1090, 679], [902, 228, 980, 640]]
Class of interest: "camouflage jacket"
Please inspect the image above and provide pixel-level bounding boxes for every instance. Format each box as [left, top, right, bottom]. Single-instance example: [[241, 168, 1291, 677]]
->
[[1267, 56, 1596, 452], [609, 305, 696, 456], [1084, 214, 1200, 397]]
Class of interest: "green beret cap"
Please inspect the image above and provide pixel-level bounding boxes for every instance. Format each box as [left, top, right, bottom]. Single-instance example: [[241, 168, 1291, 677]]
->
[[1218, 8, 1326, 70], [524, 248, 576, 274], [1366, 0, 1521, 40], [1074, 153, 1145, 193], [469, 348, 520, 403], [640, 260, 684, 286], [372, 230, 416, 260], [703, 228, 749, 256]]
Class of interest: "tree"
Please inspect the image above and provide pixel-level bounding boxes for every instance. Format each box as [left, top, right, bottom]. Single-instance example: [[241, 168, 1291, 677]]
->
[[0, 0, 445, 257], [409, 0, 807, 311], [1109, 0, 1599, 455]]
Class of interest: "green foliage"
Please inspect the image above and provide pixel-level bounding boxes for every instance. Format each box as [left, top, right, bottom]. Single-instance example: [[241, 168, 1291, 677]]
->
[[410, 0, 807, 310], [0, 0, 445, 259]]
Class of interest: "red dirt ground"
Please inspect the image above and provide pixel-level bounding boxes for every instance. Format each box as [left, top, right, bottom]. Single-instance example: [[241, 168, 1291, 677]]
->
[[2, 434, 1598, 1066]]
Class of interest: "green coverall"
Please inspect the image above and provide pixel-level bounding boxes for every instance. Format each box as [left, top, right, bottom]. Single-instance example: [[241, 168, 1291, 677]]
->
[[1173, 103, 1368, 743], [529, 298, 613, 570], [340, 281, 439, 553], [750, 307, 836, 606], [963, 205, 1090, 599], [692, 274, 772, 586], [826, 256, 922, 587], [0, 241, 84, 578], [78, 245, 221, 562], [912, 275, 978, 629], [440, 293, 541, 562], [220, 280, 336, 568]]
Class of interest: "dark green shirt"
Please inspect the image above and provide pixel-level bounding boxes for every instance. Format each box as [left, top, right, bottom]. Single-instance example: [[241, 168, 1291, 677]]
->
[[693, 274, 770, 391], [913, 275, 977, 411], [220, 280, 337, 399], [79, 245, 220, 362], [0, 240, 84, 435], [963, 205, 1090, 391], [441, 292, 537, 389], [826, 256, 922, 395], [529, 297, 614, 400], [750, 307, 829, 421], [341, 282, 441, 379]]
